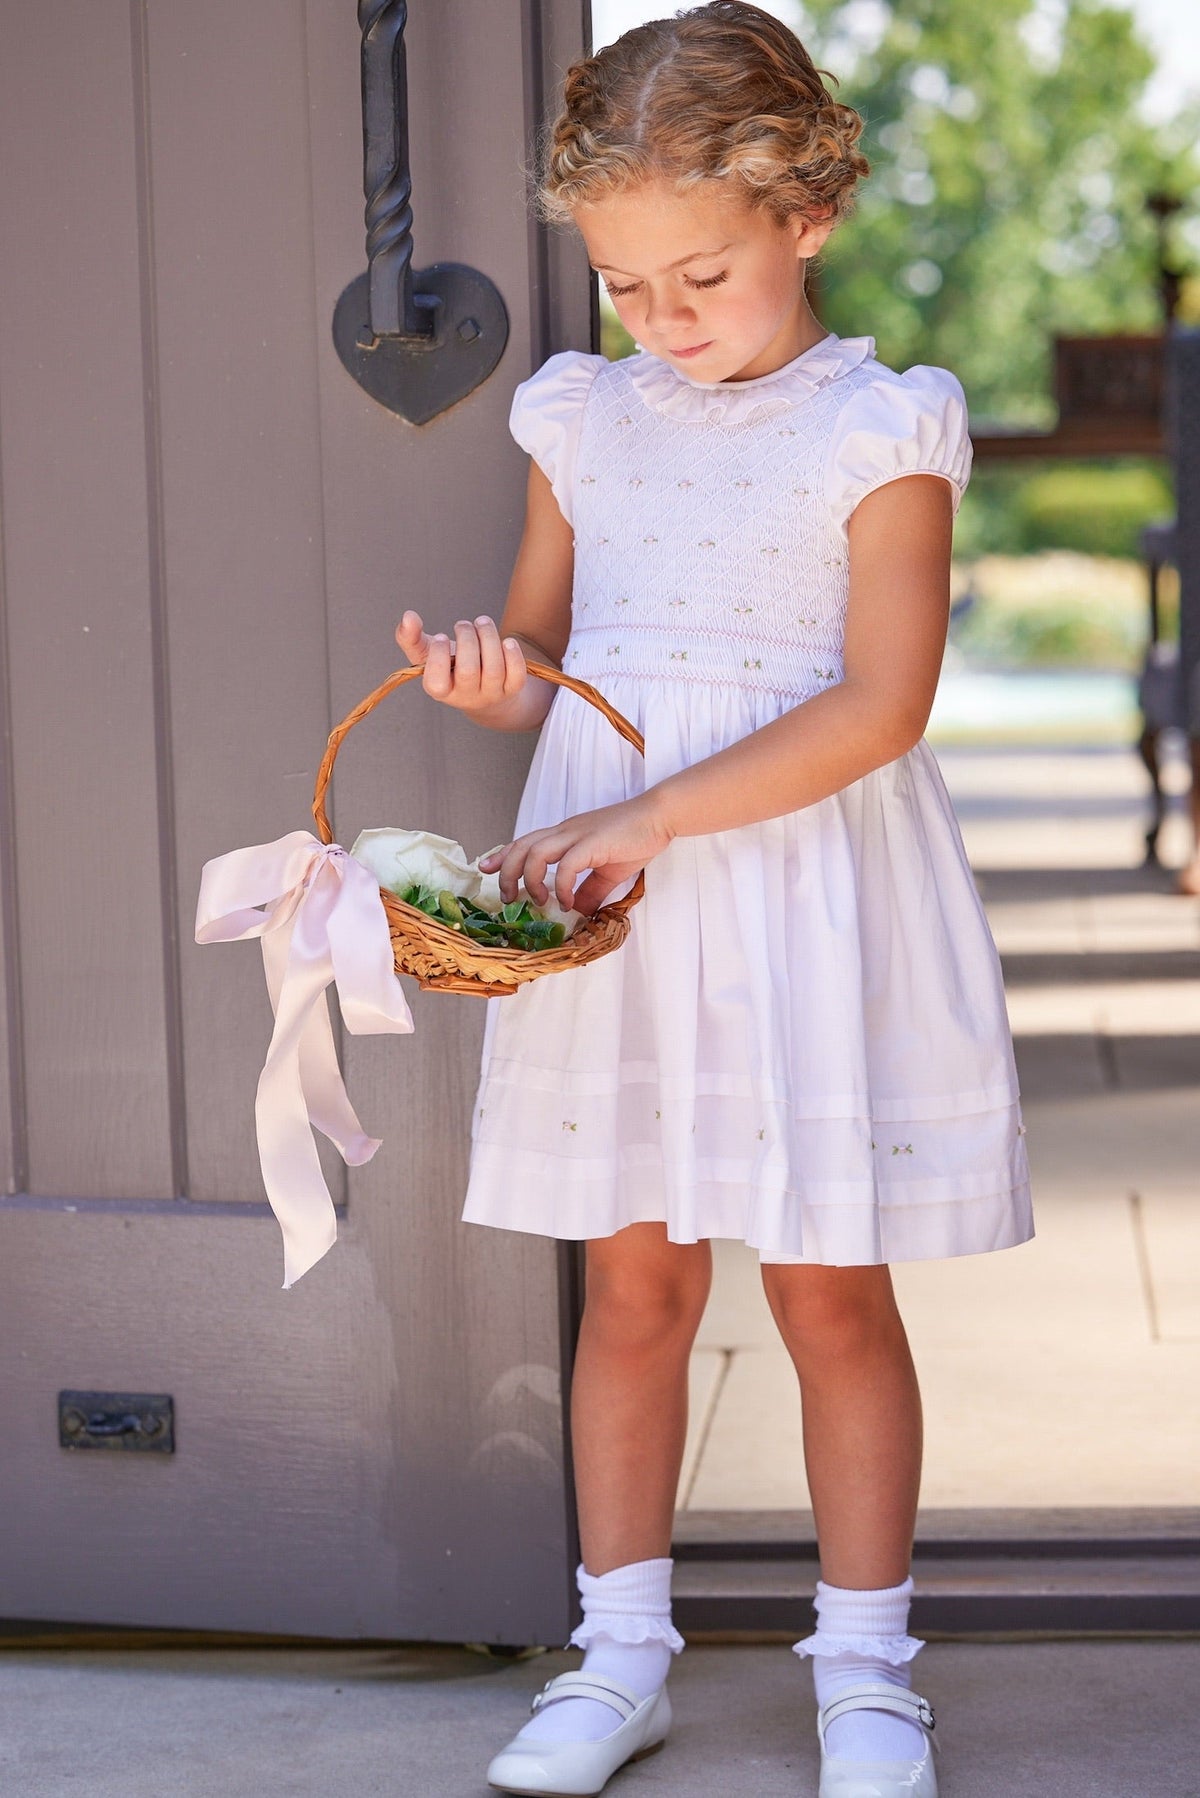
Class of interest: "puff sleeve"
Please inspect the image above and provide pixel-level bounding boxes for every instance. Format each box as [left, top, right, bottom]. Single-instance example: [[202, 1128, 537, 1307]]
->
[[823, 365, 972, 537], [509, 349, 606, 528]]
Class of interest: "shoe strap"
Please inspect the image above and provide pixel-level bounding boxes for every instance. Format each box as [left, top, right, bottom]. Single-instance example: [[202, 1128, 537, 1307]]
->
[[818, 1682, 937, 1752], [529, 1670, 643, 1721]]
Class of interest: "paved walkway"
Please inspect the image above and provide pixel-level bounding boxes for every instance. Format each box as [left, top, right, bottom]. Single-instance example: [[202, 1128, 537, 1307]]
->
[[4, 1636, 1197, 1796], [679, 741, 1200, 1512]]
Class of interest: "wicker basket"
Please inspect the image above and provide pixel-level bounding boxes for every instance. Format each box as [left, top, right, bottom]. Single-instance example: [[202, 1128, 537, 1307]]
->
[[312, 659, 647, 996]]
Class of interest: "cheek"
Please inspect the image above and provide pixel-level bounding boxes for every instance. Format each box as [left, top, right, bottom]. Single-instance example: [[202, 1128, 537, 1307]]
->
[[605, 294, 645, 340], [714, 284, 773, 336], [731, 263, 803, 338]]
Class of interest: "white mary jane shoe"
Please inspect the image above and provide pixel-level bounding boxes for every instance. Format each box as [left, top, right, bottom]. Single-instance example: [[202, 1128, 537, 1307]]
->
[[817, 1682, 939, 1798], [486, 1668, 671, 1797]]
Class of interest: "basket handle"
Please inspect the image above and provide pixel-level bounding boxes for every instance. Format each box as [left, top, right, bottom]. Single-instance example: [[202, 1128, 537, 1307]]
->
[[312, 659, 648, 920]]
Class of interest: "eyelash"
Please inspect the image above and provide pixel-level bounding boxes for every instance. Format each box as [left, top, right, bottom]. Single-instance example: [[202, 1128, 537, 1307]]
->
[[603, 272, 729, 297]]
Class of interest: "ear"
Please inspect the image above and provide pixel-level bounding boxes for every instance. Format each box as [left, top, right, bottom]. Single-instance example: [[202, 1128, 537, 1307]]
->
[[791, 205, 836, 261]]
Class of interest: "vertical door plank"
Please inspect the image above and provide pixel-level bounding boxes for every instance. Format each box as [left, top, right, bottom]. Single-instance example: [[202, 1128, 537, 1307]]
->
[[146, 0, 339, 1202], [0, 500, 21, 1194], [0, 9, 174, 1197]]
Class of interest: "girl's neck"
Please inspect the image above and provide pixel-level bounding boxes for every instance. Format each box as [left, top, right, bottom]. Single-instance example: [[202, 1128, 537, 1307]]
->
[[720, 297, 828, 384]]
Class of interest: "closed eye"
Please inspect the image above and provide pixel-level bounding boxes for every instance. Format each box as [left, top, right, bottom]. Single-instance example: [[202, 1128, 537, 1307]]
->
[[603, 271, 729, 297]]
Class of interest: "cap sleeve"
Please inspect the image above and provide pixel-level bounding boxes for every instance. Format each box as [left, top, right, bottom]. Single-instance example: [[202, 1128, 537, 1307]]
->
[[509, 349, 606, 527], [823, 365, 972, 536]]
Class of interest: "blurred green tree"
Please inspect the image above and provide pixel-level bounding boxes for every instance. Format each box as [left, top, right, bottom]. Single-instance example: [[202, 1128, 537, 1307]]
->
[[789, 0, 1199, 423]]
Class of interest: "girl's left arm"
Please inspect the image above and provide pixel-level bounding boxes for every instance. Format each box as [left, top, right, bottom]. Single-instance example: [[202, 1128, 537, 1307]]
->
[[650, 470, 955, 835], [481, 472, 953, 915]]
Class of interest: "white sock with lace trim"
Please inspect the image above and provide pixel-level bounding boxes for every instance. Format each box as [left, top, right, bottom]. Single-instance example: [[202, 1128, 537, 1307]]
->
[[793, 1577, 930, 1764], [515, 1557, 682, 1745]]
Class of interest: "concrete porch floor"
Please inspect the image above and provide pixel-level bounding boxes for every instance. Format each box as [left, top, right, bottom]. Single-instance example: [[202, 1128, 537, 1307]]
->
[[677, 741, 1200, 1513], [3, 1636, 1197, 1796]]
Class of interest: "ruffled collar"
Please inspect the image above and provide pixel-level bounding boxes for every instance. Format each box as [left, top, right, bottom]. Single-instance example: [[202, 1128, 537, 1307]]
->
[[626, 331, 876, 424]]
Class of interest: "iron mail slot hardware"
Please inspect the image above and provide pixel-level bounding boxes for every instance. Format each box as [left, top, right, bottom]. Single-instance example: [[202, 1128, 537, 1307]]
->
[[58, 1391, 174, 1453]]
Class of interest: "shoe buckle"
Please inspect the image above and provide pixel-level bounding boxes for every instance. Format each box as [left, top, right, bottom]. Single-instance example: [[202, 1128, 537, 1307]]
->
[[529, 1678, 555, 1715], [917, 1697, 935, 1730]]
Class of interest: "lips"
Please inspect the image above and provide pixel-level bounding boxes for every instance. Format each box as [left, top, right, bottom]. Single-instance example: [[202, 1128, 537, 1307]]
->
[[671, 341, 712, 357]]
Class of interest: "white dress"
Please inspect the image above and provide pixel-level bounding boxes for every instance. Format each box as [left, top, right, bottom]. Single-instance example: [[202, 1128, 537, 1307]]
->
[[461, 332, 1034, 1265]]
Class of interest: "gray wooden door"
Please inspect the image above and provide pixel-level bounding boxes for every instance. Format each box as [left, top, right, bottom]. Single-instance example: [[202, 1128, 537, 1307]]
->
[[0, 0, 591, 1642]]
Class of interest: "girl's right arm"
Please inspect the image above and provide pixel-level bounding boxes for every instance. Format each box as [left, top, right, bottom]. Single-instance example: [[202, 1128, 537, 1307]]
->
[[394, 458, 574, 733]]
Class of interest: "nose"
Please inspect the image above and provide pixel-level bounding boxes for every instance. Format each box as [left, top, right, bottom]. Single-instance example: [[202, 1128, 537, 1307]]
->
[[643, 286, 697, 334]]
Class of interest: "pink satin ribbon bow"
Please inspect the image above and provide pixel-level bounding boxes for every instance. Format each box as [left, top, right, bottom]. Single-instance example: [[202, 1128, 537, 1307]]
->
[[195, 831, 415, 1290]]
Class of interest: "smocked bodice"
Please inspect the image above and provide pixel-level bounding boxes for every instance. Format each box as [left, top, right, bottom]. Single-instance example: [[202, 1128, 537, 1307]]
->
[[569, 356, 876, 698], [508, 335, 972, 702]]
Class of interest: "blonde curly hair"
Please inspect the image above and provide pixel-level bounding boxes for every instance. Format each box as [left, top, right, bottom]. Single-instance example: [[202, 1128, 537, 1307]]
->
[[534, 1, 868, 232]]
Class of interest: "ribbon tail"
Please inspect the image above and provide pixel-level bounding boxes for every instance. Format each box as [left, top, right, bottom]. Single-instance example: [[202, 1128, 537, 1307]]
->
[[326, 857, 417, 1038], [288, 864, 394, 1164], [296, 992, 382, 1167], [256, 907, 343, 1290]]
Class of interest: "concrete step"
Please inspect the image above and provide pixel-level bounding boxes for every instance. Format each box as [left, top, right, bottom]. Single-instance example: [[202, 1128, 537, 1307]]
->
[[672, 1509, 1200, 1635]]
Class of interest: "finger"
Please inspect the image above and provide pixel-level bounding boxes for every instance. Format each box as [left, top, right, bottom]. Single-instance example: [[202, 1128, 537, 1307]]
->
[[395, 609, 430, 663], [422, 633, 454, 699], [523, 853, 551, 907], [473, 616, 506, 695], [522, 837, 567, 909], [452, 619, 481, 696], [501, 831, 558, 906], [554, 852, 588, 913], [501, 634, 527, 698], [492, 838, 531, 904], [570, 870, 616, 916]]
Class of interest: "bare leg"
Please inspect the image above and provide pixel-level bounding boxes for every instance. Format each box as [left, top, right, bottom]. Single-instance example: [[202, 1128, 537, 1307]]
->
[[758, 1262, 929, 1767], [759, 1262, 922, 1588], [1178, 737, 1200, 895], [506, 1226, 709, 1746], [573, 1223, 712, 1574]]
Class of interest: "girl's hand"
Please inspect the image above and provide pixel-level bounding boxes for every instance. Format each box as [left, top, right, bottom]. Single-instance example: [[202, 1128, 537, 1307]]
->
[[478, 795, 675, 918], [394, 610, 527, 715]]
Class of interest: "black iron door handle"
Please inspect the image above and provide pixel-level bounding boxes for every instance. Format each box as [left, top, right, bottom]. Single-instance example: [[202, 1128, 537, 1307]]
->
[[333, 0, 509, 423]]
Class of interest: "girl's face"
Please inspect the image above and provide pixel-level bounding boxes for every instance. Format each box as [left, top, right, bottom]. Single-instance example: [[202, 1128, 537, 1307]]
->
[[575, 177, 834, 384]]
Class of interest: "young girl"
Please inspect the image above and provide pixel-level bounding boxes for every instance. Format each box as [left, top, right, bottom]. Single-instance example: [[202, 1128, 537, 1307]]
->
[[396, 5, 1032, 1793]]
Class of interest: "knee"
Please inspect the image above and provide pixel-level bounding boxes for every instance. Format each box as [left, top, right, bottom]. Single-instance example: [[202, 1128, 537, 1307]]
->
[[583, 1233, 711, 1349], [761, 1266, 901, 1364]]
